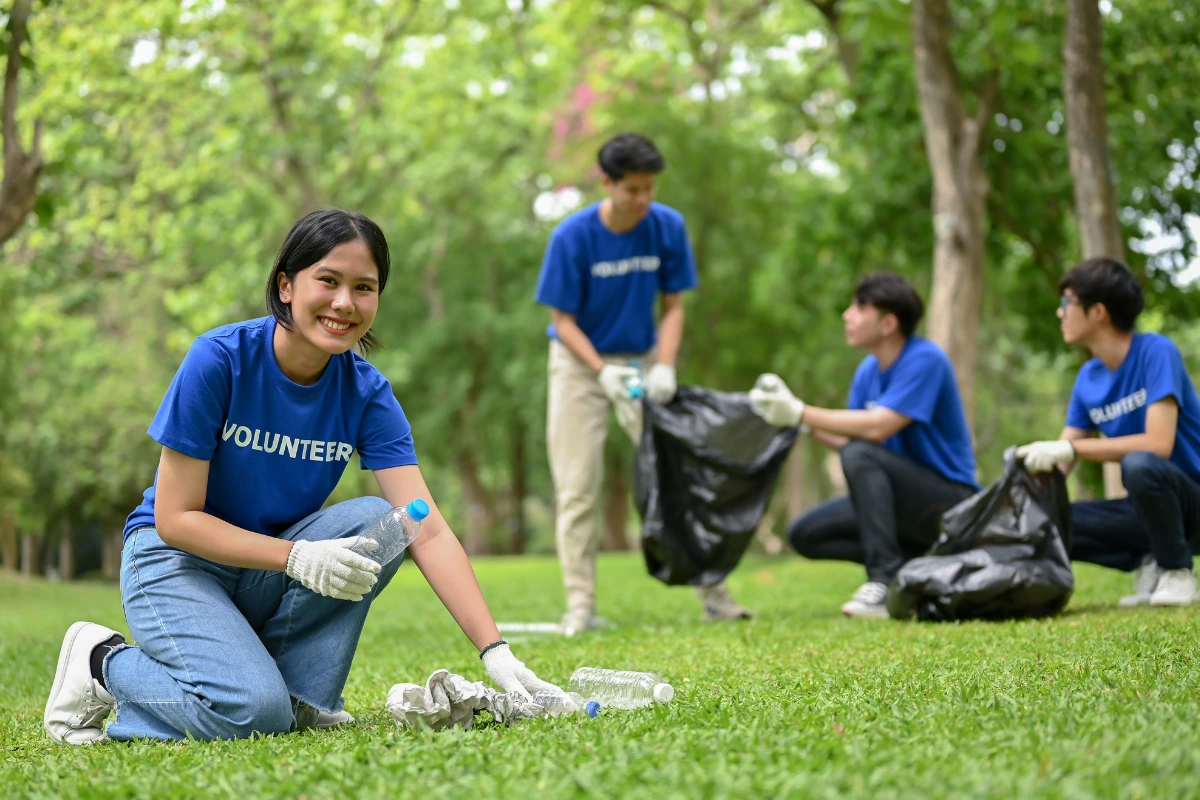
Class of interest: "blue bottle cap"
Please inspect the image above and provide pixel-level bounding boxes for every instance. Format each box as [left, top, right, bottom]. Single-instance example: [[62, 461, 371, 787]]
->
[[407, 498, 430, 521], [585, 701, 600, 718]]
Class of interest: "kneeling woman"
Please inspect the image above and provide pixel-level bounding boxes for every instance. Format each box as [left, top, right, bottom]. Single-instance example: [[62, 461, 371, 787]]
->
[[44, 209, 556, 744]]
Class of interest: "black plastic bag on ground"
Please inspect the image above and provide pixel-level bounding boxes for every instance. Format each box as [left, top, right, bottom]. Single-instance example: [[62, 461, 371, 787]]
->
[[635, 386, 798, 587], [887, 448, 1074, 621]]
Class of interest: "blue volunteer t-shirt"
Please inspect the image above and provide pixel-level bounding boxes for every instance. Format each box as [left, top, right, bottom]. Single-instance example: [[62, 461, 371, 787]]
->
[[124, 316, 418, 539], [1066, 332, 1200, 482], [534, 202, 698, 354], [848, 336, 978, 488]]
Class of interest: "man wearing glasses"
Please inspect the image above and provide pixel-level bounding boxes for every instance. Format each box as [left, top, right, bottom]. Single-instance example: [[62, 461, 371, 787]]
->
[[1017, 257, 1200, 607]]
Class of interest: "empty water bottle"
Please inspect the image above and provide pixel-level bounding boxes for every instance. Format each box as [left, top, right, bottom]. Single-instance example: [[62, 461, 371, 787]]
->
[[567, 667, 674, 710], [530, 691, 600, 718], [625, 359, 644, 399], [351, 499, 430, 565]]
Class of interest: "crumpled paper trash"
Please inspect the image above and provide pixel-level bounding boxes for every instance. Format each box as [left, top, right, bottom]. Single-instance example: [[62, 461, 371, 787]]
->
[[386, 669, 547, 731]]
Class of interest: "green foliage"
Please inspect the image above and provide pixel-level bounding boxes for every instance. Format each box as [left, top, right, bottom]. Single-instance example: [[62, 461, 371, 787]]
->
[[0, 0, 1197, 556], [4, 556, 1200, 797]]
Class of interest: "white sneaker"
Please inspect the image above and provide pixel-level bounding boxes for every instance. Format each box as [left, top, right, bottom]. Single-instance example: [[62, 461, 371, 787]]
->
[[1118, 556, 1162, 607], [293, 699, 355, 730], [841, 582, 891, 619], [695, 583, 754, 621], [1149, 568, 1200, 606], [44, 621, 123, 744]]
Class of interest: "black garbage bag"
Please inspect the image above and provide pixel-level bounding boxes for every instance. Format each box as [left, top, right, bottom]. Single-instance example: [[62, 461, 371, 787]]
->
[[635, 385, 798, 587], [887, 448, 1074, 621]]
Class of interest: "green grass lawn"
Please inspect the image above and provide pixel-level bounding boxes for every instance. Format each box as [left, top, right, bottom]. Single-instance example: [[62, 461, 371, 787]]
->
[[2, 554, 1198, 799]]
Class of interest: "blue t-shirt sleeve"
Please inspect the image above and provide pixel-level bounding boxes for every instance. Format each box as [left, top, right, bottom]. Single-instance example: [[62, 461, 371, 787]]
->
[[147, 337, 232, 460], [534, 225, 584, 314], [1065, 372, 1096, 431], [875, 352, 941, 423], [660, 215, 699, 294], [357, 379, 419, 471], [1143, 336, 1186, 407]]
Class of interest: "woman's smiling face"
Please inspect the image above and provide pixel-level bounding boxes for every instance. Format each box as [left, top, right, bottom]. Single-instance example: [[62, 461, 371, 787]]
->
[[277, 239, 380, 355]]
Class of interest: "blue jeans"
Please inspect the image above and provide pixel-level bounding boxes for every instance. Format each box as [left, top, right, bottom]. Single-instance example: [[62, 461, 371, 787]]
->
[[103, 497, 400, 741], [1070, 452, 1200, 572]]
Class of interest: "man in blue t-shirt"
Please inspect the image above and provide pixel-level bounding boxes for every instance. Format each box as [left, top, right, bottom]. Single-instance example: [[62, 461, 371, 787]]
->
[[750, 273, 978, 618], [1017, 257, 1200, 607], [534, 133, 750, 633]]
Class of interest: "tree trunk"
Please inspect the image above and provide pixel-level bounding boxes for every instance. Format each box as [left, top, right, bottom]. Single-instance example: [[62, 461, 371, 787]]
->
[[0, 0, 43, 247], [1, 510, 16, 572], [58, 521, 75, 581], [911, 0, 997, 426], [506, 414, 528, 554], [602, 446, 632, 550], [20, 532, 42, 576], [1064, 0, 1127, 500], [1065, 0, 1125, 262], [102, 528, 123, 581], [454, 449, 495, 556]]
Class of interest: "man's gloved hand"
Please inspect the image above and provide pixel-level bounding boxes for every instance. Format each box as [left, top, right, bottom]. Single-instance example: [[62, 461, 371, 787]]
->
[[480, 642, 562, 698], [748, 373, 806, 428], [597, 364, 640, 404], [645, 363, 677, 405], [1015, 440, 1076, 473], [286, 538, 381, 601]]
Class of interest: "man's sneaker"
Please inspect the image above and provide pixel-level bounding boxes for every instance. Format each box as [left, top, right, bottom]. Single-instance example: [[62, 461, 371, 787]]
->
[[293, 698, 355, 730], [841, 582, 891, 619], [695, 582, 754, 621], [1119, 555, 1162, 607], [44, 622, 124, 744], [1149, 568, 1200, 606]]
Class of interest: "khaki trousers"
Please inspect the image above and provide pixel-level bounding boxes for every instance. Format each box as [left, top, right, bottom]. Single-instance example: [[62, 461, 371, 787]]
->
[[547, 340, 649, 614]]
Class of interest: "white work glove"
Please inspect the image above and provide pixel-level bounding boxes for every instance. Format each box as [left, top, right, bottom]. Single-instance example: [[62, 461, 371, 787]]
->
[[748, 373, 806, 428], [597, 364, 640, 403], [645, 363, 677, 405], [480, 642, 562, 698], [596, 364, 644, 443], [285, 537, 381, 601], [1015, 440, 1076, 473]]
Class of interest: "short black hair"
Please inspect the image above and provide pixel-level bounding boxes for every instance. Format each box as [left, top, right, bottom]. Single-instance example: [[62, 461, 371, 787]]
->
[[265, 208, 391, 356], [598, 133, 665, 181], [1058, 257, 1143, 332], [854, 272, 925, 338]]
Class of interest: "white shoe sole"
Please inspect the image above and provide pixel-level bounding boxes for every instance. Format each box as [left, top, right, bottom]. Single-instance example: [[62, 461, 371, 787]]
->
[[841, 606, 891, 619], [1149, 594, 1200, 606], [44, 621, 108, 744]]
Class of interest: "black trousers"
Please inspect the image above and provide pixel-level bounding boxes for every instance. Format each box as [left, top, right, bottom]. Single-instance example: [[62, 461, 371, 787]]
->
[[786, 440, 976, 584], [1070, 452, 1200, 572]]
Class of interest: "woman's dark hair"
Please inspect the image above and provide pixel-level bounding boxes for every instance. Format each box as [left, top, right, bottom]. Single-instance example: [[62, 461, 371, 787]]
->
[[266, 208, 390, 355], [854, 272, 925, 338], [598, 133, 665, 181], [1058, 256, 1144, 332]]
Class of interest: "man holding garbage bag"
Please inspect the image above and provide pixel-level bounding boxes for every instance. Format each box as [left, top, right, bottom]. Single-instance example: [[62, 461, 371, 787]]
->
[[749, 272, 978, 619], [534, 133, 751, 634], [1016, 257, 1200, 607]]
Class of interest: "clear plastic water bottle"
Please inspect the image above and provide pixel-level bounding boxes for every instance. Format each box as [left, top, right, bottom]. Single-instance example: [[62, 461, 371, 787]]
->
[[567, 667, 674, 710], [625, 358, 644, 400], [530, 691, 600, 718], [351, 499, 430, 565]]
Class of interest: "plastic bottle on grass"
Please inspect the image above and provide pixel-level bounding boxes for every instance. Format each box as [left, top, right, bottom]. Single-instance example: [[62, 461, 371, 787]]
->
[[567, 668, 674, 710], [531, 691, 600, 718], [351, 499, 430, 566]]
